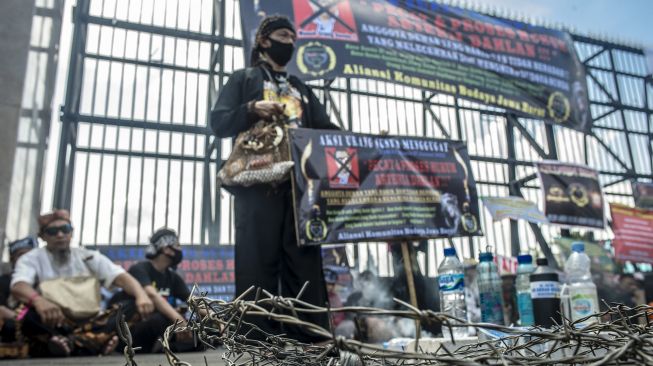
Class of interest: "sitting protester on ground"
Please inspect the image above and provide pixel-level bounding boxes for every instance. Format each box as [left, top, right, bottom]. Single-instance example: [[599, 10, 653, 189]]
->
[[109, 228, 192, 353], [0, 237, 37, 344], [10, 209, 154, 357]]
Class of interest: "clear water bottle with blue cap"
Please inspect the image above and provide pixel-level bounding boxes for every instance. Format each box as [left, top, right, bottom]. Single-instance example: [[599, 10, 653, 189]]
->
[[516, 254, 535, 326], [477, 251, 505, 325], [438, 247, 467, 339], [562, 242, 599, 327]]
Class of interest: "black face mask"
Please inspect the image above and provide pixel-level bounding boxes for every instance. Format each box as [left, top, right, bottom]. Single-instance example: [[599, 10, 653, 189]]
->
[[262, 38, 294, 66], [166, 248, 183, 268]]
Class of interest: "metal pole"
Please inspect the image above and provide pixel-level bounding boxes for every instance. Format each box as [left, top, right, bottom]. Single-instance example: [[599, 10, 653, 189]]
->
[[505, 115, 520, 257], [53, 0, 89, 209], [400, 242, 420, 340]]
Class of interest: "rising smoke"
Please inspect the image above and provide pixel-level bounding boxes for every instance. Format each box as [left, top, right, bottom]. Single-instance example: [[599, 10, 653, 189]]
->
[[335, 270, 434, 342]]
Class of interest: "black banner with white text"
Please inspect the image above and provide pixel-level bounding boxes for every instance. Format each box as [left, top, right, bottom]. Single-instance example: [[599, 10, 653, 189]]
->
[[289, 128, 482, 245], [536, 161, 605, 229]]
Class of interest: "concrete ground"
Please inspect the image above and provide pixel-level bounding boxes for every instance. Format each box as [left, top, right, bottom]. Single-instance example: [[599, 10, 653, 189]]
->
[[0, 349, 228, 366]]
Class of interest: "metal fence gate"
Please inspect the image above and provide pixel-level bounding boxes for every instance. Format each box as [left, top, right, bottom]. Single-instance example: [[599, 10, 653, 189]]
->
[[53, 0, 653, 276]]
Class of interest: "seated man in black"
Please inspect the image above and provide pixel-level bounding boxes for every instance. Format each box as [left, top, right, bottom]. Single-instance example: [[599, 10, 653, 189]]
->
[[111, 228, 191, 353], [0, 237, 37, 342]]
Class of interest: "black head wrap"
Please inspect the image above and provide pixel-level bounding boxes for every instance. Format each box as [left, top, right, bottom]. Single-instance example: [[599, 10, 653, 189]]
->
[[9, 236, 37, 257], [250, 15, 296, 66], [146, 227, 179, 259]]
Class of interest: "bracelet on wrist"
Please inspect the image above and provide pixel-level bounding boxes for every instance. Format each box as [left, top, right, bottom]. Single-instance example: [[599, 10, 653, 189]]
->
[[27, 292, 40, 306]]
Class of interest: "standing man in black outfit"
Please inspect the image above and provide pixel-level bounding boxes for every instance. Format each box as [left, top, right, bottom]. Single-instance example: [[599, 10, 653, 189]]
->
[[210, 15, 338, 342]]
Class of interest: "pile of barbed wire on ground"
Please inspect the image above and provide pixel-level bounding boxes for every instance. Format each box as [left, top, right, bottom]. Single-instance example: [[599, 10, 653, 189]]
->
[[151, 285, 653, 366]]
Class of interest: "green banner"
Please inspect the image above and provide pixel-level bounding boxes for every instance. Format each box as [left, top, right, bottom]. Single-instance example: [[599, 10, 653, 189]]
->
[[241, 0, 591, 132]]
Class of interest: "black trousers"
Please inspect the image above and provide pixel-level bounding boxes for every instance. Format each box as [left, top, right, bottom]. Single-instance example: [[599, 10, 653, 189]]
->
[[129, 312, 170, 353], [110, 299, 199, 353], [0, 319, 16, 343], [233, 184, 329, 342]]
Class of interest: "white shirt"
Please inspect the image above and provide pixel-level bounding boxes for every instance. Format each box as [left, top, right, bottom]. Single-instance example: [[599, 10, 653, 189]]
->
[[11, 247, 125, 289]]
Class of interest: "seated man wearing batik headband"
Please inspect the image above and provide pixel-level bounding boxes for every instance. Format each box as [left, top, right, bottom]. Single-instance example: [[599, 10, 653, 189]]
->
[[10, 209, 154, 357], [0, 236, 37, 344]]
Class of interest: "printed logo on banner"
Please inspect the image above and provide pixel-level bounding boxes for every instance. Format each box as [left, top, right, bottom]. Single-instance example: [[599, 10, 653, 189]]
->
[[325, 147, 360, 188], [297, 42, 337, 77], [461, 206, 480, 233], [306, 216, 328, 241], [292, 0, 359, 41], [568, 183, 589, 207], [305, 202, 329, 242], [546, 186, 566, 202], [547, 91, 571, 123]]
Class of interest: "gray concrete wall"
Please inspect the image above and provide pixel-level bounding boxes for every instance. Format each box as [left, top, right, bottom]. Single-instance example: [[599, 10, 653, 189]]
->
[[0, 0, 36, 246]]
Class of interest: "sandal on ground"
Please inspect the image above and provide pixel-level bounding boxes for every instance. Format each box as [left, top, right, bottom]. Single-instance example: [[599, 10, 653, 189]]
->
[[47, 335, 72, 357], [102, 335, 119, 355]]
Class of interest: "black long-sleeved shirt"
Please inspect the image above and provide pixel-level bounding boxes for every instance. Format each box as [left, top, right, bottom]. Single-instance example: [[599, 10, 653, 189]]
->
[[210, 66, 339, 139]]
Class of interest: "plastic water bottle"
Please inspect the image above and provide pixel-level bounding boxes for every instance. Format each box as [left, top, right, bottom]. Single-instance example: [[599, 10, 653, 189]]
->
[[516, 254, 535, 326], [530, 258, 562, 328], [562, 242, 599, 327], [438, 247, 468, 340], [477, 252, 505, 325]]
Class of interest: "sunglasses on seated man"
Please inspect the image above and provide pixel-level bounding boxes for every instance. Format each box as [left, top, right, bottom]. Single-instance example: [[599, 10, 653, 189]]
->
[[43, 223, 74, 236]]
